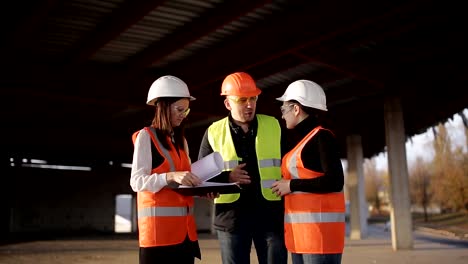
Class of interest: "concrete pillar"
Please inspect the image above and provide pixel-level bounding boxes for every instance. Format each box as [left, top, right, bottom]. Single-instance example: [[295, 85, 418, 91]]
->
[[131, 195, 138, 233], [210, 201, 216, 234], [384, 96, 413, 250], [346, 134, 368, 239], [0, 155, 12, 236], [194, 197, 213, 232]]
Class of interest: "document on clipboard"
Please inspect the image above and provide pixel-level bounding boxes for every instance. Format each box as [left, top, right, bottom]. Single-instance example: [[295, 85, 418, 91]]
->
[[174, 182, 241, 196], [190, 152, 224, 182], [172, 152, 241, 196]]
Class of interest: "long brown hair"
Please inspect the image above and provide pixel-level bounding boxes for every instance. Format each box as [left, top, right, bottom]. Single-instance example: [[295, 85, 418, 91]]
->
[[151, 97, 186, 150]]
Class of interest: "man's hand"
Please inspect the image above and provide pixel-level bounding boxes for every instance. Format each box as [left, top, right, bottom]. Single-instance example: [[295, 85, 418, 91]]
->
[[229, 163, 251, 185], [203, 192, 220, 200]]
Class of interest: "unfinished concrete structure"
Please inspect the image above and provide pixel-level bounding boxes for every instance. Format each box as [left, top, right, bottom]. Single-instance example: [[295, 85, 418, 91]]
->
[[2, 0, 468, 251]]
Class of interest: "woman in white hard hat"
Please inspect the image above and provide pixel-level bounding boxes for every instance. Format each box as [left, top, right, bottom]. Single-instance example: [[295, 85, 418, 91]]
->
[[130, 75, 215, 264], [271, 80, 346, 264]]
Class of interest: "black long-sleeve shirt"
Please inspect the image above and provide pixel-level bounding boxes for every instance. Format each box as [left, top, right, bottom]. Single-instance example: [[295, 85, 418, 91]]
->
[[198, 114, 285, 233], [285, 115, 344, 193]]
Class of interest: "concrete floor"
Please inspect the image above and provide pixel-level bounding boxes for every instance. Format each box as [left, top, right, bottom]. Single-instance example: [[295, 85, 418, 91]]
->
[[1, 224, 467, 264]]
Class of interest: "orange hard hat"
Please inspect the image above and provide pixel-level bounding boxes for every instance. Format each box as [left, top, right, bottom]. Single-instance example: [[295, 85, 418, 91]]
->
[[220, 72, 262, 97]]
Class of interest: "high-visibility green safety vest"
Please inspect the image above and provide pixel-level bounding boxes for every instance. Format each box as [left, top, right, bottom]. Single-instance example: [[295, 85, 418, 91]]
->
[[207, 114, 282, 204]]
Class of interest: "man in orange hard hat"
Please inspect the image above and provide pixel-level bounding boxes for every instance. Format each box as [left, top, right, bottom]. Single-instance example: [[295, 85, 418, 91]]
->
[[199, 72, 287, 264]]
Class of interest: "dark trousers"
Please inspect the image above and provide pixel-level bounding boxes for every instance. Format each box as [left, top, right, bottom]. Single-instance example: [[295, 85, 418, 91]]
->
[[216, 229, 288, 264], [139, 236, 200, 264], [291, 253, 342, 264]]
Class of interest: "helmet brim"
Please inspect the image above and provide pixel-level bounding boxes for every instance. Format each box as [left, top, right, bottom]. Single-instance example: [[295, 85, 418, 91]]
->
[[221, 87, 262, 97], [276, 95, 327, 111], [147, 96, 196, 106]]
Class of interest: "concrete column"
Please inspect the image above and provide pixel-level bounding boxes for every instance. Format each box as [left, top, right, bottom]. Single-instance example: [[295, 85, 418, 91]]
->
[[0, 155, 12, 236], [346, 134, 368, 239], [131, 195, 138, 233], [211, 201, 216, 234], [384, 96, 413, 250]]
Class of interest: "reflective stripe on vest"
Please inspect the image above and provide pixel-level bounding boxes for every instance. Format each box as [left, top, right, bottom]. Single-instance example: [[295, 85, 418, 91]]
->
[[285, 212, 345, 223], [207, 114, 282, 203], [132, 127, 197, 247], [286, 127, 321, 180], [224, 158, 281, 170], [138, 206, 194, 218], [149, 127, 175, 172], [282, 126, 345, 254], [223, 160, 239, 170], [259, 158, 281, 168]]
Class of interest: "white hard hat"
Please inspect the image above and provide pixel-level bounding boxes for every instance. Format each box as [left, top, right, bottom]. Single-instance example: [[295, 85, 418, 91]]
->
[[146, 75, 196, 105], [276, 80, 327, 111]]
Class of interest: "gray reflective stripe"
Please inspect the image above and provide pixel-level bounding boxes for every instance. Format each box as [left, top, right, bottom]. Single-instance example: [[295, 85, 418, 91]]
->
[[259, 158, 281, 168], [138, 206, 193, 218], [149, 127, 175, 172], [285, 212, 345, 223], [261, 179, 275, 188], [288, 134, 314, 179], [224, 160, 238, 170], [288, 150, 299, 179]]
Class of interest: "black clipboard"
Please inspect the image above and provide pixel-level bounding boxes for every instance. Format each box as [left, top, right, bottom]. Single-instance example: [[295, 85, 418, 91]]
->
[[172, 182, 241, 196]]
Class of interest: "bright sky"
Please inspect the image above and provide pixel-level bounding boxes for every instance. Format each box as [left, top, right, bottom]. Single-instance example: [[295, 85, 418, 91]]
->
[[374, 108, 467, 171]]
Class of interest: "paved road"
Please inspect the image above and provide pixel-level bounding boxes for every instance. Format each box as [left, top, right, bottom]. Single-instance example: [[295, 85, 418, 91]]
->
[[343, 223, 468, 264], [1, 223, 467, 264]]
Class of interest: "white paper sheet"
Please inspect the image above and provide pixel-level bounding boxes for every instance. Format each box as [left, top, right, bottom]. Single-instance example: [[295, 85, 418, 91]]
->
[[179, 181, 238, 188], [191, 152, 224, 182]]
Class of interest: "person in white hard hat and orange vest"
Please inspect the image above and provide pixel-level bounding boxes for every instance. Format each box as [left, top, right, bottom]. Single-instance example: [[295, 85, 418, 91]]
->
[[271, 80, 346, 264], [198, 72, 288, 264], [130, 75, 217, 264]]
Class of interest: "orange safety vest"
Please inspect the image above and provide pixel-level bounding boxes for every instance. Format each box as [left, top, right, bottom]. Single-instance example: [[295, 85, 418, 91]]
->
[[132, 127, 197, 247], [282, 126, 345, 254]]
